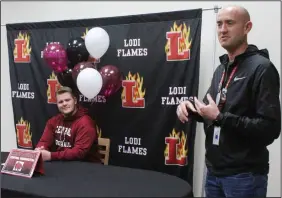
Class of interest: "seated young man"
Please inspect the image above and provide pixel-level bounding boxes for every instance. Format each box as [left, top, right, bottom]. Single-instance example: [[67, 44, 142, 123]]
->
[[35, 86, 101, 163]]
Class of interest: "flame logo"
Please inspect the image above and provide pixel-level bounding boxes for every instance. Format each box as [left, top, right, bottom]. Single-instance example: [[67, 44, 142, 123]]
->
[[121, 72, 146, 101], [47, 72, 61, 99], [164, 129, 188, 158], [13, 32, 32, 57], [165, 22, 192, 54], [81, 28, 89, 40], [16, 117, 32, 145], [96, 125, 102, 138]]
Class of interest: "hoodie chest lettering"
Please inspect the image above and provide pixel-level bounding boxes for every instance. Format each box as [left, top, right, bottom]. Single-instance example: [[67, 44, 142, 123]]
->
[[55, 126, 71, 137]]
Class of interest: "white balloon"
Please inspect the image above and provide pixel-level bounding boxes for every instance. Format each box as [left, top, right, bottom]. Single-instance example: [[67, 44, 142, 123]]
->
[[85, 27, 110, 59], [76, 68, 103, 99]]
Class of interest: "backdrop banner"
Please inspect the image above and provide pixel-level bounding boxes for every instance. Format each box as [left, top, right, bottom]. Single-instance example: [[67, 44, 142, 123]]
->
[[6, 9, 202, 188]]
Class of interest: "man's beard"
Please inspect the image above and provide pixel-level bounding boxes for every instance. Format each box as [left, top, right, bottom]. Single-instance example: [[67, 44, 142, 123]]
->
[[223, 37, 246, 52], [62, 107, 76, 117]]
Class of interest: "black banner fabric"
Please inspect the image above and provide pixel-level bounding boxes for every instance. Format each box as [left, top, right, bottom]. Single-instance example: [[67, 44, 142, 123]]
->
[[6, 9, 202, 187]]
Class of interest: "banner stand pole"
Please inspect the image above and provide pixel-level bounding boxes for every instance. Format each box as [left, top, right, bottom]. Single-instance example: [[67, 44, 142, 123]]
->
[[200, 5, 220, 197]]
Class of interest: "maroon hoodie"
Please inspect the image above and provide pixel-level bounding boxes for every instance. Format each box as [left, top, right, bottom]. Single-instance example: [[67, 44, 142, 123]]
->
[[36, 105, 101, 163]]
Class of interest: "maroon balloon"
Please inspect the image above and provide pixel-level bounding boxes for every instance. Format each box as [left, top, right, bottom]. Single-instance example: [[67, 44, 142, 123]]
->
[[72, 62, 97, 82], [43, 43, 67, 73], [99, 65, 122, 97]]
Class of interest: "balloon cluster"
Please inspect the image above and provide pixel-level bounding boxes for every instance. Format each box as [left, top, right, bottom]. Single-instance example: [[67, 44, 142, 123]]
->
[[42, 27, 122, 99]]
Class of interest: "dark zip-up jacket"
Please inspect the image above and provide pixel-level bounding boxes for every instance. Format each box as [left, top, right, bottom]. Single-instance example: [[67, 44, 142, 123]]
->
[[190, 45, 281, 176]]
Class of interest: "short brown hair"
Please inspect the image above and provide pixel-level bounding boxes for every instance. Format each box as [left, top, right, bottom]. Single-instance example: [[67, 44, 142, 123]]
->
[[56, 86, 75, 97]]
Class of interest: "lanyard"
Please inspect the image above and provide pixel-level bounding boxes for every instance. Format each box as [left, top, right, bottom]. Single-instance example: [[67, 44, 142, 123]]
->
[[218, 66, 238, 93], [216, 66, 237, 109]]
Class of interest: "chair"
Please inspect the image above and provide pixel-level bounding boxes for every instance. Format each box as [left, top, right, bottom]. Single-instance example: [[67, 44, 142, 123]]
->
[[98, 138, 110, 165]]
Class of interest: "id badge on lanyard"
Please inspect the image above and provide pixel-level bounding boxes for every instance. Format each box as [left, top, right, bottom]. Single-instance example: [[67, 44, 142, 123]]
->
[[213, 66, 237, 146]]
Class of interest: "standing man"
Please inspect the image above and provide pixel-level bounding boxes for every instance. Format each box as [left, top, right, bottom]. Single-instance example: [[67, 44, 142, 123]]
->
[[36, 86, 101, 163], [177, 5, 281, 198]]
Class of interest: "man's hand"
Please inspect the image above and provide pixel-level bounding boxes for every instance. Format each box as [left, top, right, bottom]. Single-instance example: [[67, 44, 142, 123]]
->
[[35, 146, 44, 151], [40, 150, 51, 161], [176, 100, 197, 123], [194, 94, 220, 121]]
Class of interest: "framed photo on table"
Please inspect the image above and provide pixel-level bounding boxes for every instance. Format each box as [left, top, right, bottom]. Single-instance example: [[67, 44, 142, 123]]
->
[[1, 148, 44, 178]]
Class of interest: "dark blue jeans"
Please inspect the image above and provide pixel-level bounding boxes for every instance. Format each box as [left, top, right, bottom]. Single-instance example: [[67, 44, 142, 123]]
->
[[205, 171, 268, 197]]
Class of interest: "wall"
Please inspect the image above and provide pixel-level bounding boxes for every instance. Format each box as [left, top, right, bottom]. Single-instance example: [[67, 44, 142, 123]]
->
[[1, 1, 281, 197]]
